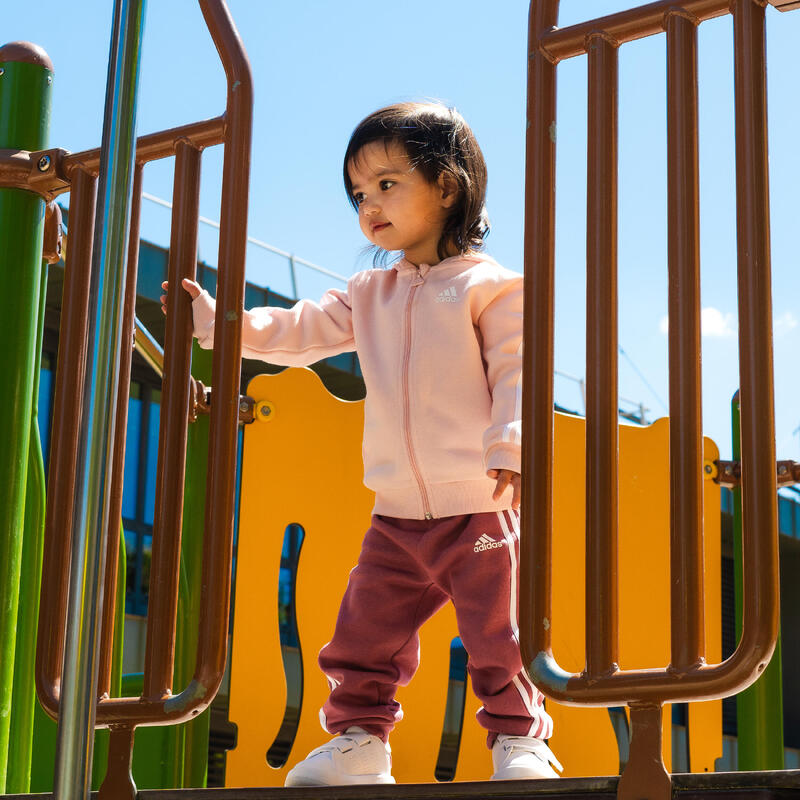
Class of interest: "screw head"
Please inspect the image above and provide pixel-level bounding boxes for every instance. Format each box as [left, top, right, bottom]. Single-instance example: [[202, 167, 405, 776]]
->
[[37, 154, 51, 172], [47, 75, 52, 85], [779, 465, 788, 475], [239, 400, 248, 413], [0, 68, 4, 77], [260, 405, 271, 417], [704, 464, 712, 474]]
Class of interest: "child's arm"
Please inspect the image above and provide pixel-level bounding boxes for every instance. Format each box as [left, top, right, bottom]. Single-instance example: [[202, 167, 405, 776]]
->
[[478, 277, 523, 508], [162, 277, 355, 365]]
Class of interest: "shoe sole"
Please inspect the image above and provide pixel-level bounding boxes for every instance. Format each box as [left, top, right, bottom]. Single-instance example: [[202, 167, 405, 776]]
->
[[285, 775, 396, 787]]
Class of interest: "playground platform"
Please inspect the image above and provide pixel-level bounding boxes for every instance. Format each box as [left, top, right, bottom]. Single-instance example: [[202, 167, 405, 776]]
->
[[1, 770, 800, 799]]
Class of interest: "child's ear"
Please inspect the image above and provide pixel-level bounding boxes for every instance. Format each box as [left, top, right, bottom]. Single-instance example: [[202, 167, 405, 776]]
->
[[437, 172, 459, 208]]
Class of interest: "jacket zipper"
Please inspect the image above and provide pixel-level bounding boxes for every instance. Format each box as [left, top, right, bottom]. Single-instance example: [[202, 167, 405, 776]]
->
[[402, 267, 434, 519]]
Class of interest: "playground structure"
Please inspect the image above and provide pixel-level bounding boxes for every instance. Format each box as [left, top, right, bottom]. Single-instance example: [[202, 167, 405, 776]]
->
[[1, 0, 800, 799]]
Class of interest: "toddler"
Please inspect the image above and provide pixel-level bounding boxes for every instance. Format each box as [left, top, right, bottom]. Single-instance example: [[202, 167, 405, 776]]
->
[[162, 102, 561, 785]]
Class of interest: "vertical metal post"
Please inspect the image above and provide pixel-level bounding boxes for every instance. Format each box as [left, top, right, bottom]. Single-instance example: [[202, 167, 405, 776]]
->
[[665, 9, 704, 673], [289, 254, 299, 300], [53, 0, 146, 797], [585, 31, 619, 678], [732, 391, 784, 769], [0, 41, 53, 792]]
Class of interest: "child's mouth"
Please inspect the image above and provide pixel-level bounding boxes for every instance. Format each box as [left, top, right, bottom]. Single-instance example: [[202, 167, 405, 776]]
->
[[372, 222, 390, 233]]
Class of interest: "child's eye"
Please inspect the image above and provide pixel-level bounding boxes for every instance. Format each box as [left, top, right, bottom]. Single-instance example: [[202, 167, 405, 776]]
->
[[379, 180, 395, 191], [352, 192, 365, 205]]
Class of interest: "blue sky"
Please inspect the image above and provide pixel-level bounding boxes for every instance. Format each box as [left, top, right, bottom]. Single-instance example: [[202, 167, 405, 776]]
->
[[4, 1, 800, 461]]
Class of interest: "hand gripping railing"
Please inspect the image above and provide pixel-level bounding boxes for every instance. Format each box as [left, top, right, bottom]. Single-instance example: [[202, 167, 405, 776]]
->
[[29, 1, 252, 796], [522, 2, 780, 798]]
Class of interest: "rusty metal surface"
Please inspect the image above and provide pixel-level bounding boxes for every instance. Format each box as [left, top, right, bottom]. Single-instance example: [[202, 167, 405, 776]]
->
[[767, 0, 800, 10], [36, 167, 97, 720], [522, 0, 779, 706], [522, 0, 780, 798], [585, 31, 619, 680], [538, 0, 731, 62], [0, 116, 223, 202], [97, 727, 136, 800], [616, 704, 670, 800], [42, 201, 63, 264], [32, 4, 250, 773], [665, 8, 705, 674], [142, 139, 202, 703], [715, 459, 800, 488], [97, 163, 144, 700], [62, 116, 225, 181]]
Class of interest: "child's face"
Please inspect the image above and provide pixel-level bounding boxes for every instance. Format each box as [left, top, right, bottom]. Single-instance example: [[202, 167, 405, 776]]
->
[[347, 140, 455, 266]]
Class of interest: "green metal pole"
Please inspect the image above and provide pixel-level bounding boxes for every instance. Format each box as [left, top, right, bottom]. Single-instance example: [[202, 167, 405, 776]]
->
[[732, 390, 784, 769], [175, 343, 212, 788], [0, 41, 53, 792], [6, 260, 49, 793], [91, 521, 126, 790]]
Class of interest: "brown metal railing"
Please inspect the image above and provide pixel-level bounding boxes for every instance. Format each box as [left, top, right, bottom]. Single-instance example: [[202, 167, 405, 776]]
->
[[521, 1, 780, 799], [29, 1, 252, 796]]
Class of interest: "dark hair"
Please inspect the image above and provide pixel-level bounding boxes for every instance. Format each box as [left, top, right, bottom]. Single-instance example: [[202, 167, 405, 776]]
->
[[343, 102, 490, 265]]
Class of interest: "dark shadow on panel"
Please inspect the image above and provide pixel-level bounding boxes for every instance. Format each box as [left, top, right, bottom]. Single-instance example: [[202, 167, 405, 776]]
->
[[435, 637, 468, 782], [266, 523, 305, 768], [608, 706, 630, 774]]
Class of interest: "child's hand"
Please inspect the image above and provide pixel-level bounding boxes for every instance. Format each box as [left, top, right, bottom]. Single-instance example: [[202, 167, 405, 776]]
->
[[160, 278, 203, 315], [488, 469, 521, 510]]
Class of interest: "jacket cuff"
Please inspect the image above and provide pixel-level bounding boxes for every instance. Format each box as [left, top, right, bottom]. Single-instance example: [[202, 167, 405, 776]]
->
[[485, 442, 521, 475], [192, 290, 216, 349]]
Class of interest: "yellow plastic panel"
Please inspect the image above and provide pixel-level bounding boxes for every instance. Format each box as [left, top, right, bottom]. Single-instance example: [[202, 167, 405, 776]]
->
[[227, 371, 721, 785], [227, 368, 492, 786], [548, 414, 722, 777]]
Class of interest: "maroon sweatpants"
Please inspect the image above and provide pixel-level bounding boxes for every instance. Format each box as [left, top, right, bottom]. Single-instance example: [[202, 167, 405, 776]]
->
[[318, 510, 553, 746]]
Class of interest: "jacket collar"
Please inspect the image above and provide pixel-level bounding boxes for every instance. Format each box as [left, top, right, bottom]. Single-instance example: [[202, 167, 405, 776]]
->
[[392, 252, 492, 277]]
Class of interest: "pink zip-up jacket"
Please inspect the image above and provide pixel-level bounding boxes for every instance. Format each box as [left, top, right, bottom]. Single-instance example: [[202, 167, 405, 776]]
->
[[191, 253, 522, 520]]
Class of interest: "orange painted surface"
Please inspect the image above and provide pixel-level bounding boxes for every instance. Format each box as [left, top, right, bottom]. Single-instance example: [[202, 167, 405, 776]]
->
[[227, 369, 721, 786]]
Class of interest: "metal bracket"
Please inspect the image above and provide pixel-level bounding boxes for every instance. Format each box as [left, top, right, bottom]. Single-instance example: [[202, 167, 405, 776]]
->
[[189, 380, 254, 425], [0, 147, 71, 200], [714, 459, 800, 488], [43, 202, 63, 264]]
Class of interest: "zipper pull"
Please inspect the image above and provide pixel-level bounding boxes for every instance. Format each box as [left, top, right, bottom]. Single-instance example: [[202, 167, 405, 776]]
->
[[411, 266, 425, 287]]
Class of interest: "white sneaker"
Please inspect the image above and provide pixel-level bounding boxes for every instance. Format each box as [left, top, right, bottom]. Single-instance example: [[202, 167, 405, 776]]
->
[[284, 727, 395, 786], [491, 734, 563, 780]]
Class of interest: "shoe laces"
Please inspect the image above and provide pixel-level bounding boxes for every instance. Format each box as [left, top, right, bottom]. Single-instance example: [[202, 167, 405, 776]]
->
[[498, 735, 564, 773]]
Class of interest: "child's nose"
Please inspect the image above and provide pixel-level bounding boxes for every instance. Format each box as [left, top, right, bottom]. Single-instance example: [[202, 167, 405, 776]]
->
[[361, 198, 379, 215]]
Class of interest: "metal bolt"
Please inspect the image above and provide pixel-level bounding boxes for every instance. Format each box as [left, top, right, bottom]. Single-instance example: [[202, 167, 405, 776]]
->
[[724, 466, 732, 475], [779, 465, 788, 475], [37, 155, 51, 172], [239, 400, 248, 413], [0, 68, 4, 76], [47, 75, 52, 85], [704, 464, 712, 474], [260, 405, 271, 417]]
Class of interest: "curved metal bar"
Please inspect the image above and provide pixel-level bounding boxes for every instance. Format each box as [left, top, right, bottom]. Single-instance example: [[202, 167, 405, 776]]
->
[[538, 0, 730, 62], [521, 0, 779, 708], [87, 0, 252, 729], [36, 166, 97, 721]]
